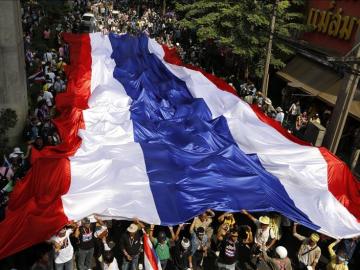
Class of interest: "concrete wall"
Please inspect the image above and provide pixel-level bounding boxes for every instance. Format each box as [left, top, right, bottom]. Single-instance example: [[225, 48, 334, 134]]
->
[[0, 0, 28, 145]]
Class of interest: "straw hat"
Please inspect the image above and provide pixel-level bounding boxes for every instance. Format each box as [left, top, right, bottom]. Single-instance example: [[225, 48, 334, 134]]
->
[[127, 223, 138, 233], [310, 233, 320, 243], [259, 216, 270, 225], [264, 98, 272, 105]]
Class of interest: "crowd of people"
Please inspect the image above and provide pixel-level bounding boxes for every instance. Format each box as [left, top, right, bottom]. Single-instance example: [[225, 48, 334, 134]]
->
[[0, 0, 360, 269], [26, 210, 360, 270], [237, 82, 332, 138], [1, 0, 68, 222]]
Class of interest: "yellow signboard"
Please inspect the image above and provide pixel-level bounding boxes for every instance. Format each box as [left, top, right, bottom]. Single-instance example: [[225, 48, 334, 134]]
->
[[307, 7, 360, 41]]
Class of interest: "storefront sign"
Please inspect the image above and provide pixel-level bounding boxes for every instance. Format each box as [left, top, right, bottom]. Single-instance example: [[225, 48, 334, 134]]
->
[[302, 0, 360, 55], [307, 7, 359, 40]]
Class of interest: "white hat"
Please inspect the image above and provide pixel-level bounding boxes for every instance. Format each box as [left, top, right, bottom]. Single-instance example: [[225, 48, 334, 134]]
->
[[275, 246, 288, 259], [276, 107, 283, 112], [127, 223, 138, 233], [9, 153, 18, 159], [181, 238, 190, 249], [9, 147, 23, 158], [264, 98, 272, 105]]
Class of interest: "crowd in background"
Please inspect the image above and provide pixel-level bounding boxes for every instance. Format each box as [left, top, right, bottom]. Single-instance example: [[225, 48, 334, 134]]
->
[[0, 0, 360, 269], [7, 208, 360, 270]]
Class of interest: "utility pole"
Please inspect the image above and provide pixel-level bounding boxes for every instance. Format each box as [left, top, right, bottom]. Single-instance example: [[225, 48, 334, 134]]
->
[[323, 46, 360, 153], [162, 0, 166, 16], [261, 0, 279, 97]]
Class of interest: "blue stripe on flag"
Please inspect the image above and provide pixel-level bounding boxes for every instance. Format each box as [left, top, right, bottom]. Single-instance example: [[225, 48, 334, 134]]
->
[[109, 33, 319, 230]]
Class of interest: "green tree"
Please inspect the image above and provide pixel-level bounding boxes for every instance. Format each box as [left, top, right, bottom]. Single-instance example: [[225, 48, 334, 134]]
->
[[176, 0, 306, 79]]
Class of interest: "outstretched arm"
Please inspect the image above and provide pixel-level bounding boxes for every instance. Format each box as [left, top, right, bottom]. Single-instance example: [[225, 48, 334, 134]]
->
[[189, 218, 196, 234], [174, 224, 184, 241], [328, 239, 341, 258], [168, 226, 176, 241], [149, 224, 156, 243], [218, 212, 228, 223], [94, 215, 105, 226], [241, 210, 257, 223], [206, 209, 215, 218], [292, 223, 305, 241], [133, 218, 146, 229]]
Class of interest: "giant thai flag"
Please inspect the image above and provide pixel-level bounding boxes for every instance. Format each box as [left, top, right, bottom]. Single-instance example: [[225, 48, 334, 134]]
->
[[0, 33, 360, 259]]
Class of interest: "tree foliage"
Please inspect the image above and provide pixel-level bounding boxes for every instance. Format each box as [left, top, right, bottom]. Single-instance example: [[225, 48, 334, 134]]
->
[[176, 0, 307, 78]]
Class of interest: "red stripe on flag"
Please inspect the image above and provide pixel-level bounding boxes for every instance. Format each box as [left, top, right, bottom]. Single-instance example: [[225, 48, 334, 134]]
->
[[162, 46, 238, 96], [0, 33, 92, 259], [319, 148, 360, 222], [161, 43, 360, 222], [143, 233, 160, 270]]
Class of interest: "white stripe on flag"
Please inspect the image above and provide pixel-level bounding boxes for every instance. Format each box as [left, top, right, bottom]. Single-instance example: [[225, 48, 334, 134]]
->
[[61, 33, 161, 224]]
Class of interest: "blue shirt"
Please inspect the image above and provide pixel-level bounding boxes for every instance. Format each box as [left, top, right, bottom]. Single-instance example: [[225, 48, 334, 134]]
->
[[190, 232, 208, 255], [343, 239, 359, 260]]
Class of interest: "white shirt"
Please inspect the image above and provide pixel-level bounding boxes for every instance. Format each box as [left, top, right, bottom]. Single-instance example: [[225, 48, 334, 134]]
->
[[299, 244, 311, 266], [37, 91, 54, 107], [275, 112, 284, 124], [104, 258, 119, 270], [50, 229, 74, 264], [254, 221, 275, 246], [289, 103, 300, 116], [53, 80, 65, 92], [43, 52, 53, 63], [46, 72, 56, 83]]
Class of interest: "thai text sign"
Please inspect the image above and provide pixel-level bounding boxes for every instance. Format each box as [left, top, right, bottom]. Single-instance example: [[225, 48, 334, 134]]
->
[[303, 0, 360, 55]]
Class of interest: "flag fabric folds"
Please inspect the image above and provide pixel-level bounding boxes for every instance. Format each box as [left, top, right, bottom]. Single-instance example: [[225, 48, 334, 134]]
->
[[0, 32, 359, 259]]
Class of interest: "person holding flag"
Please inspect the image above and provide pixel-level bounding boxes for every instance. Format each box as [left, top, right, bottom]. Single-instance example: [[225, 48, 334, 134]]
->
[[149, 224, 172, 269], [143, 226, 162, 270], [120, 219, 145, 270]]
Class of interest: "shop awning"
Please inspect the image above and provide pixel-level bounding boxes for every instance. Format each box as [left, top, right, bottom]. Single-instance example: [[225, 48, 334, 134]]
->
[[277, 55, 360, 120]]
